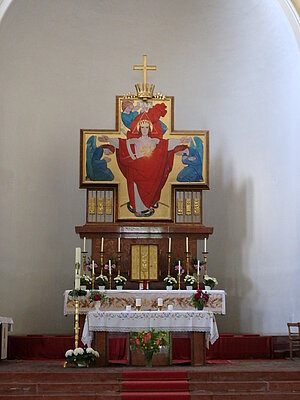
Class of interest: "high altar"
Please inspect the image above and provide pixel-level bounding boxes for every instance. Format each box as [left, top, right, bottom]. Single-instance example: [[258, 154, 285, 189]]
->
[[71, 55, 224, 366]]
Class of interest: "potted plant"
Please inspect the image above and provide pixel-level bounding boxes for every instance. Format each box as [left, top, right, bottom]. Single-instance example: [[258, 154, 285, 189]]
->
[[64, 347, 99, 368], [184, 274, 196, 290], [130, 329, 168, 367], [89, 290, 106, 310], [114, 275, 127, 290], [80, 275, 92, 290], [95, 274, 108, 290], [203, 275, 218, 290], [191, 289, 210, 310], [163, 276, 177, 290], [68, 289, 87, 299]]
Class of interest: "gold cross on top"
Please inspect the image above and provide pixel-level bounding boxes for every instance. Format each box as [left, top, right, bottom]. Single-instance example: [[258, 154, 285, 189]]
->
[[133, 55, 156, 86]]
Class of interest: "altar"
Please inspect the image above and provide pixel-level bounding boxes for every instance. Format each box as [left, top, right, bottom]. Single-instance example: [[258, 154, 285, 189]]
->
[[0, 316, 13, 360], [81, 310, 218, 366]]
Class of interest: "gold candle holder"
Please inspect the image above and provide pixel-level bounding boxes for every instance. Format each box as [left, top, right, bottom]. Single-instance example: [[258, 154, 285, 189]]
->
[[109, 271, 112, 290], [178, 273, 181, 290], [136, 299, 141, 311], [185, 252, 190, 275], [157, 305, 163, 311], [202, 251, 208, 276], [91, 271, 95, 290], [74, 298, 80, 348], [167, 252, 171, 277], [197, 271, 200, 290], [82, 251, 87, 275], [117, 251, 121, 276], [100, 252, 104, 275]]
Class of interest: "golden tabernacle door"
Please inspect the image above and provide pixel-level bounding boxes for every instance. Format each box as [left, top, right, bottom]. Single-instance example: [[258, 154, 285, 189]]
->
[[131, 245, 158, 281]]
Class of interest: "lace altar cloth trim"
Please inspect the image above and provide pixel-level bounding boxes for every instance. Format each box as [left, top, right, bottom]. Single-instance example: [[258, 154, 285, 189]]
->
[[81, 310, 219, 348], [0, 317, 14, 331], [64, 289, 226, 315]]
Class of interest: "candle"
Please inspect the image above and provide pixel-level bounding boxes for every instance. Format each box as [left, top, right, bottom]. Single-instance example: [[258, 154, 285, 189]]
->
[[75, 272, 80, 290], [101, 237, 104, 252], [118, 237, 121, 252], [108, 259, 112, 274], [136, 298, 141, 306], [197, 260, 200, 275], [158, 298, 163, 306], [204, 238, 207, 252], [178, 260, 181, 275], [83, 237, 86, 252], [168, 237, 171, 253], [126, 305, 131, 312], [186, 237, 189, 252], [75, 247, 81, 264], [168, 304, 173, 311], [92, 260, 95, 275]]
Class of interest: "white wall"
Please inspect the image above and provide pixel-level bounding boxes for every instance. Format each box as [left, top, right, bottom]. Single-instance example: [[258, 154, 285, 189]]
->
[[0, 0, 299, 335]]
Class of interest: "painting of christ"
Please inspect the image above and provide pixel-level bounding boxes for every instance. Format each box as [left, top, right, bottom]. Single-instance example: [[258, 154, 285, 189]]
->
[[80, 97, 209, 220]]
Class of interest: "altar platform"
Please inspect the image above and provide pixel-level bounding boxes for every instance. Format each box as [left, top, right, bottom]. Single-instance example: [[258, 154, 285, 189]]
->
[[1, 359, 300, 399]]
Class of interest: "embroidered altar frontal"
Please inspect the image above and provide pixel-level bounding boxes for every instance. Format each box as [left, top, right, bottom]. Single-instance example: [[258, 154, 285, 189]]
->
[[64, 289, 226, 315]]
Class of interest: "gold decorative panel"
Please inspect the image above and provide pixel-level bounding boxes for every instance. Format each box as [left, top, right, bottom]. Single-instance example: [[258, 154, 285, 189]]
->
[[175, 189, 202, 223], [131, 245, 158, 281]]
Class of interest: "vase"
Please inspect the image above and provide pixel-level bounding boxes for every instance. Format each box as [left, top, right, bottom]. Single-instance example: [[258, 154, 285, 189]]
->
[[80, 285, 86, 290], [76, 361, 89, 368], [99, 286, 105, 291], [186, 286, 193, 290], [95, 301, 101, 311], [166, 286, 173, 291], [197, 303, 204, 311], [116, 285, 123, 290], [145, 354, 153, 367], [205, 285, 211, 290]]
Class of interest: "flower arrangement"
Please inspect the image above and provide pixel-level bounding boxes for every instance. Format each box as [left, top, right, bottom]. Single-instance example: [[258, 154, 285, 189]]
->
[[104, 259, 117, 271], [64, 347, 99, 368], [174, 264, 184, 275], [68, 289, 87, 298], [89, 290, 107, 304], [95, 274, 108, 287], [86, 258, 99, 272], [203, 275, 218, 289], [184, 274, 197, 286], [191, 289, 210, 310], [130, 329, 168, 366], [163, 276, 177, 287], [114, 275, 127, 287], [80, 275, 92, 288]]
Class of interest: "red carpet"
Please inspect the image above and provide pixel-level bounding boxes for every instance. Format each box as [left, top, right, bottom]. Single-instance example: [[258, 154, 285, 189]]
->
[[122, 370, 190, 399]]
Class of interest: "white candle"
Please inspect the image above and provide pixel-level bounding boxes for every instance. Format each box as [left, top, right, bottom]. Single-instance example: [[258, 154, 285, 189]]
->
[[197, 260, 200, 275], [75, 247, 81, 264], [108, 259, 112, 274], [101, 237, 104, 252], [178, 260, 181, 275], [118, 237, 121, 252], [75, 273, 80, 290], [83, 237, 86, 252], [158, 298, 163, 306], [136, 298, 141, 306], [186, 237, 189, 252], [168, 304, 173, 311], [168, 237, 171, 253], [204, 238, 207, 252], [126, 305, 131, 311], [92, 260, 95, 275]]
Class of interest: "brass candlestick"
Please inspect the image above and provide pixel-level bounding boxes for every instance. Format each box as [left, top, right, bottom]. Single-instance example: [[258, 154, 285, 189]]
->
[[100, 251, 104, 275], [178, 273, 181, 290], [202, 251, 208, 276], [185, 252, 190, 275], [109, 270, 112, 290], [74, 297, 80, 348], [82, 251, 87, 275], [167, 252, 171, 276], [91, 271, 95, 290], [197, 271, 200, 289], [117, 252, 121, 276]]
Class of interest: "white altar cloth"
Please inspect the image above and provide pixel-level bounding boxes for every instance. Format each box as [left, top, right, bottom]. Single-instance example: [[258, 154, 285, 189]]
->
[[64, 289, 226, 315], [82, 310, 219, 348], [0, 316, 13, 360]]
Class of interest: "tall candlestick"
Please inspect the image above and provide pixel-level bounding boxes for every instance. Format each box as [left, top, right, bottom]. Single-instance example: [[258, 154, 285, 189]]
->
[[204, 238, 207, 252], [118, 237, 121, 252], [197, 260, 200, 275], [83, 237, 86, 252], [92, 260, 95, 275], [178, 260, 181, 275], [186, 237, 189, 253], [101, 237, 104, 252], [168, 237, 171, 253]]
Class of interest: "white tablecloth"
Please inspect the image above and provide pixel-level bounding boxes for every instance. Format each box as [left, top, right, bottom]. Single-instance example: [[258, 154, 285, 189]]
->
[[0, 317, 13, 330], [64, 289, 226, 315], [82, 310, 219, 348]]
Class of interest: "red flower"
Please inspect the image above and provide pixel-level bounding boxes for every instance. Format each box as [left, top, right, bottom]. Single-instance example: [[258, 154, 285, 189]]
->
[[93, 294, 101, 301], [156, 339, 161, 345], [194, 293, 201, 301], [135, 338, 140, 345]]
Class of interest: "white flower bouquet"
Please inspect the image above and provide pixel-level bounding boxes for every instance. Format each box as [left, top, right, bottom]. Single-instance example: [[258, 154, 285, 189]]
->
[[163, 276, 177, 287], [64, 347, 99, 367], [203, 275, 218, 289], [114, 275, 127, 286], [184, 274, 197, 286], [95, 274, 108, 286]]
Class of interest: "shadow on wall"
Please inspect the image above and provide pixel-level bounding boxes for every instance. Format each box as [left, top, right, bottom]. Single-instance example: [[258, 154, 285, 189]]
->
[[207, 149, 254, 333]]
